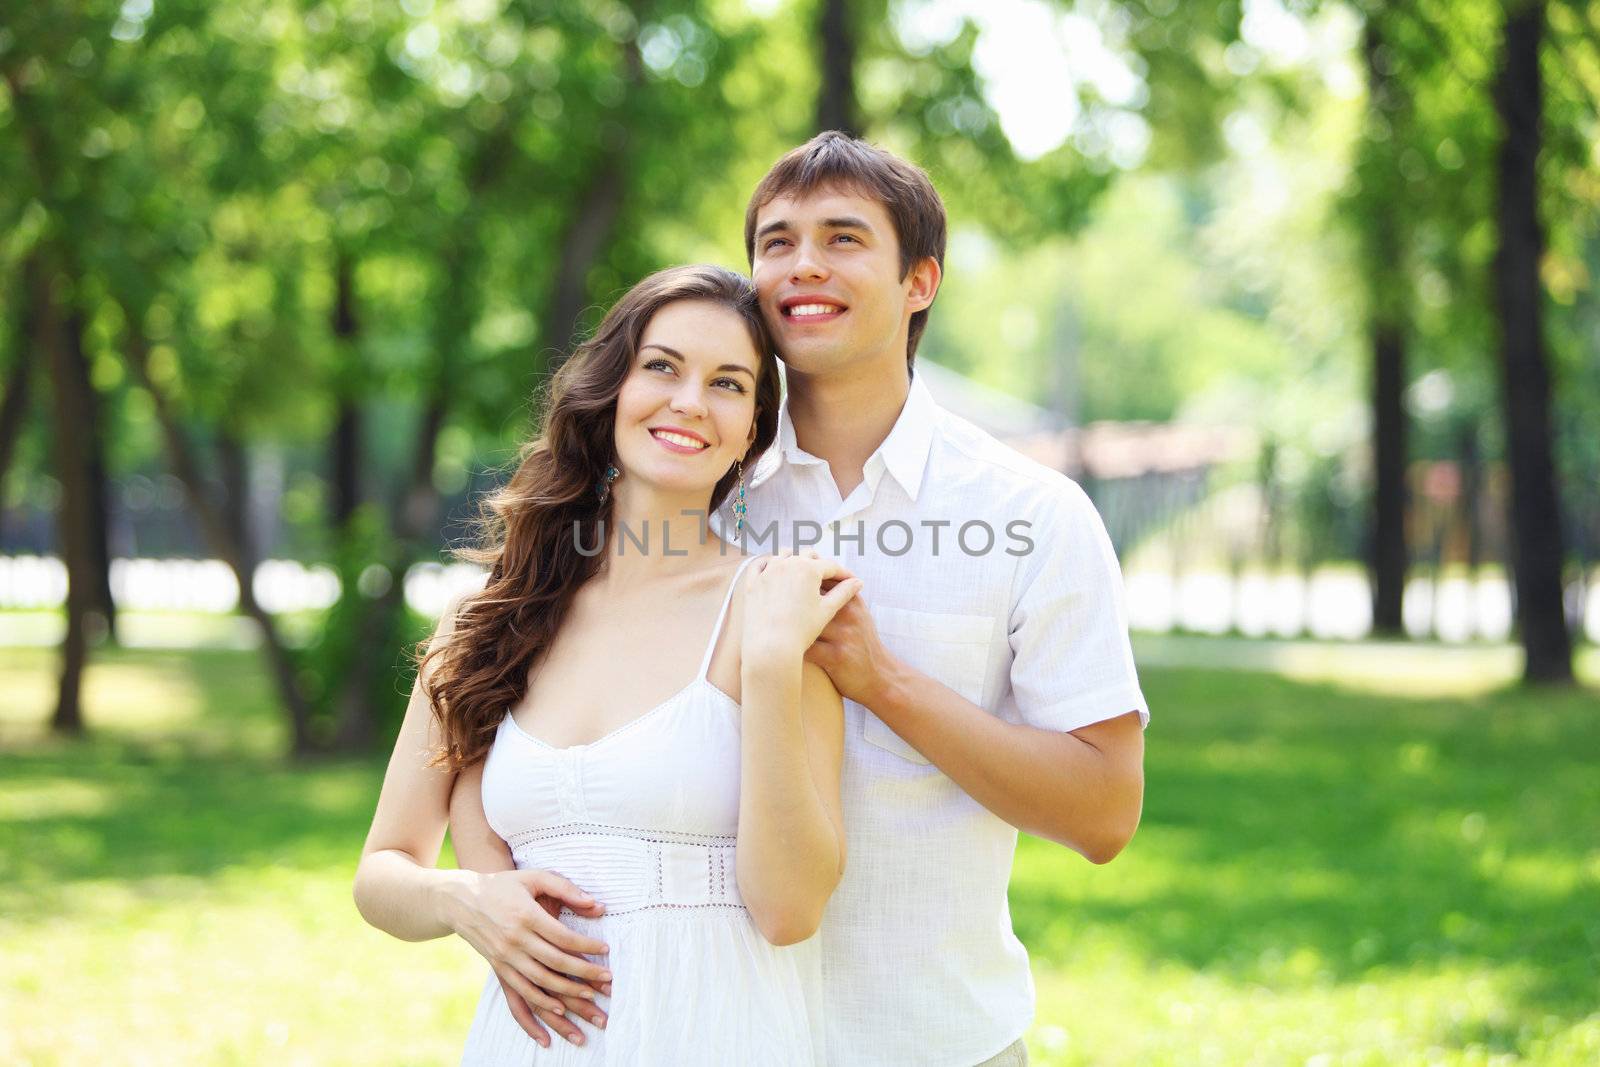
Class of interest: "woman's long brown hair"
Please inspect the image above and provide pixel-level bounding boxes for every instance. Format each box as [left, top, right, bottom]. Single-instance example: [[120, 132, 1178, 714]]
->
[[417, 265, 780, 769]]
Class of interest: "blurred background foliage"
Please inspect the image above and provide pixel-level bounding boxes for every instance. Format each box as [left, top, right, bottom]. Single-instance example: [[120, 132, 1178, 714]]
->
[[5, 4, 1600, 1064], [2, 0, 1598, 753]]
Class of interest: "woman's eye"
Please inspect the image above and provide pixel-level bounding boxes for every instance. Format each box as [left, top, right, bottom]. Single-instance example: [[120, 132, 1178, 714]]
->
[[644, 359, 673, 372], [714, 378, 746, 393]]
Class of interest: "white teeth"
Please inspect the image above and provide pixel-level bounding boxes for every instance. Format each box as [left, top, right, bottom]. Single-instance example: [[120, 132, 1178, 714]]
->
[[652, 430, 708, 450], [787, 303, 842, 317]]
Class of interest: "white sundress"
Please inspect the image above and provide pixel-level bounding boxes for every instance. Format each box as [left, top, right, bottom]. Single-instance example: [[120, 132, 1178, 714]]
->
[[460, 554, 825, 1066]]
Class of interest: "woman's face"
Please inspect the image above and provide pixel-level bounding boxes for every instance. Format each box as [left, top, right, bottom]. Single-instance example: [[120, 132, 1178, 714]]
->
[[612, 299, 762, 498]]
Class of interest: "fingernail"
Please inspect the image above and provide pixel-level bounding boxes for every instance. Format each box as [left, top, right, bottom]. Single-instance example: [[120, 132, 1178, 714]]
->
[[581, 990, 595, 1000], [593, 1015, 606, 1028], [600, 970, 613, 981]]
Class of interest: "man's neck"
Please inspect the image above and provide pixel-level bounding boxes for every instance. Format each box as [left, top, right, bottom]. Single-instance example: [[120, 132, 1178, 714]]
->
[[785, 357, 911, 499]]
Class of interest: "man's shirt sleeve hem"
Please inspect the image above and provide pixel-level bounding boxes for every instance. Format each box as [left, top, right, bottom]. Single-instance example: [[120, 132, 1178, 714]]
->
[[1025, 682, 1150, 735]]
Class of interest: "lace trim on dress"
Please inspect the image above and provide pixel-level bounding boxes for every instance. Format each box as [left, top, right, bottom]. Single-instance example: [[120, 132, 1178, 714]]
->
[[504, 821, 737, 849]]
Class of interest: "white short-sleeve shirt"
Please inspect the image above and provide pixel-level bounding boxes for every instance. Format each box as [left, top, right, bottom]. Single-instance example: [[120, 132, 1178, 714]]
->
[[713, 369, 1149, 1066]]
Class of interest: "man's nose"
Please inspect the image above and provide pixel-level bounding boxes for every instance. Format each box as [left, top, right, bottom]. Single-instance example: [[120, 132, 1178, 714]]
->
[[790, 239, 829, 282]]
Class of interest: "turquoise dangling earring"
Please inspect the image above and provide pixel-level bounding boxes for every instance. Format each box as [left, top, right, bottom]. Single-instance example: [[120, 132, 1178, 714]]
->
[[732, 459, 748, 537], [596, 464, 619, 504]]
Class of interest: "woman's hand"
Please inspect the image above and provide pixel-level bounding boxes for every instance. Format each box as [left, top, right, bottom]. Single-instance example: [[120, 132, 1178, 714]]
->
[[742, 550, 863, 663], [439, 868, 613, 1023]]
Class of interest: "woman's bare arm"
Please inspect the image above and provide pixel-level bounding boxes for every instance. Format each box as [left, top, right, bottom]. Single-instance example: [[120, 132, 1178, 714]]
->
[[734, 555, 854, 945], [352, 598, 611, 1013], [736, 655, 846, 945]]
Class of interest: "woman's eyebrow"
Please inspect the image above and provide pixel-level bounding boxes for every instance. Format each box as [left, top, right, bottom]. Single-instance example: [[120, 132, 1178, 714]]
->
[[641, 344, 755, 378]]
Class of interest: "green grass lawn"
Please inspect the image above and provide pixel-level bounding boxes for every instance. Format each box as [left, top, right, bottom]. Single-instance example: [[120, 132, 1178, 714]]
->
[[2, 639, 1598, 1065]]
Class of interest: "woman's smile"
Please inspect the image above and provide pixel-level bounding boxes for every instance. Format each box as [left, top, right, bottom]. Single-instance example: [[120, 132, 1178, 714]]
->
[[649, 426, 712, 454]]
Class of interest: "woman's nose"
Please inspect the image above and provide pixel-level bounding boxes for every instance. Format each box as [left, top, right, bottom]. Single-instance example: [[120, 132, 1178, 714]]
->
[[669, 381, 708, 417]]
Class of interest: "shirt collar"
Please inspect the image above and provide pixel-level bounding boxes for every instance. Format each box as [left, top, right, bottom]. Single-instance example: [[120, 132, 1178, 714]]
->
[[874, 370, 937, 501], [754, 369, 938, 501]]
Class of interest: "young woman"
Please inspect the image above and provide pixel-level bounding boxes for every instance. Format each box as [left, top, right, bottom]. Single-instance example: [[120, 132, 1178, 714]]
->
[[353, 265, 859, 1065]]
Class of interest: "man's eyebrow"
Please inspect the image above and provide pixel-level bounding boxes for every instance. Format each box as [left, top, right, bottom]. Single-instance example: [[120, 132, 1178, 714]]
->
[[640, 344, 756, 377], [754, 219, 791, 241], [823, 215, 874, 231]]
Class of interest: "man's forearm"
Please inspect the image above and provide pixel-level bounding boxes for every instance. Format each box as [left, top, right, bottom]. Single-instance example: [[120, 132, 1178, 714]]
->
[[869, 660, 1144, 862], [448, 765, 516, 874]]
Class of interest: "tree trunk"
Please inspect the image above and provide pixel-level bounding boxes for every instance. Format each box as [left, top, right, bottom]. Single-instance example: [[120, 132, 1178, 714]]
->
[[1370, 322, 1408, 634], [1362, 17, 1410, 637], [0, 255, 40, 499], [37, 259, 91, 735], [543, 31, 644, 364], [217, 428, 255, 598], [116, 301, 321, 751], [66, 309, 118, 639], [815, 0, 860, 136], [1492, 0, 1572, 683], [331, 249, 362, 529], [329, 237, 471, 751], [331, 100, 538, 749], [326, 246, 381, 751], [544, 163, 627, 359], [1457, 422, 1484, 637]]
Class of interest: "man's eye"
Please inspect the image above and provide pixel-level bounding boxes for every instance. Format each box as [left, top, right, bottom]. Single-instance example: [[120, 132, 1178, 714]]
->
[[763, 238, 789, 251], [835, 234, 857, 243]]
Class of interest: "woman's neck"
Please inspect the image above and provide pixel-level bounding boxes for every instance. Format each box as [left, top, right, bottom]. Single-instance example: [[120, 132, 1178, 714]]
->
[[597, 481, 731, 587]]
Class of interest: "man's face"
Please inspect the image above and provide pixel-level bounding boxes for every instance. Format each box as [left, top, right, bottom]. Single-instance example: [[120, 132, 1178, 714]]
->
[[750, 186, 930, 379]]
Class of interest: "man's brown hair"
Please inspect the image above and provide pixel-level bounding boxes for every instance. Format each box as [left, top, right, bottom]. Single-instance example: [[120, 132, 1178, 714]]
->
[[745, 131, 947, 366]]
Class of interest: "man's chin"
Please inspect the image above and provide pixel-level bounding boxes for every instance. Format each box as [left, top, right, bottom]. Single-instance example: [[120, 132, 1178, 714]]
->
[[773, 340, 851, 377]]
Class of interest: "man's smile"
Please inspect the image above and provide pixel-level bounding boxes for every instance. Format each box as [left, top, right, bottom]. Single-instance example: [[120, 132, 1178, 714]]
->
[[779, 294, 848, 323]]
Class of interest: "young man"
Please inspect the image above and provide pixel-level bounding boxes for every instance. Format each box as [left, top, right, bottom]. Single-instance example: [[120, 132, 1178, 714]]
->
[[722, 131, 1147, 1066], [457, 132, 1147, 1064]]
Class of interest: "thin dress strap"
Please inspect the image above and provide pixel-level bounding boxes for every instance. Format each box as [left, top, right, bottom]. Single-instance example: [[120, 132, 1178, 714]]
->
[[696, 554, 760, 681]]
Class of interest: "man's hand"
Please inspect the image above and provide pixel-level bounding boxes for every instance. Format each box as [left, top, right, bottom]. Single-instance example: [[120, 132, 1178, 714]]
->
[[498, 892, 611, 1047], [804, 576, 900, 710], [742, 550, 863, 665], [442, 868, 612, 1048]]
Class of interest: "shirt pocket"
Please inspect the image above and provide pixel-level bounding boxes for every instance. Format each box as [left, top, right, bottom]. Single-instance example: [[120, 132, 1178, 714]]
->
[[862, 605, 995, 765]]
